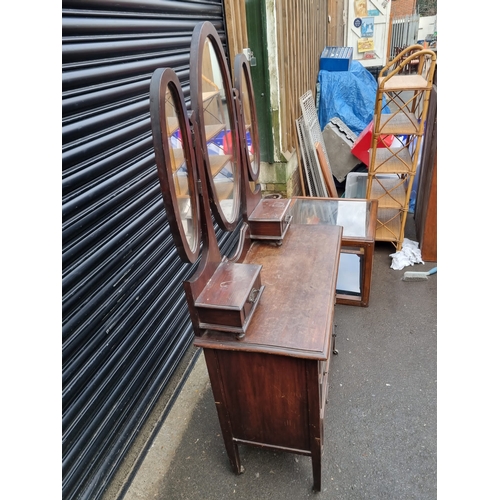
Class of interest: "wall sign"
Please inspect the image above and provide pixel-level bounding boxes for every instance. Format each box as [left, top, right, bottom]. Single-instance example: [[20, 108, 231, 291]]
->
[[361, 17, 374, 37], [354, 0, 368, 17], [358, 38, 375, 53]]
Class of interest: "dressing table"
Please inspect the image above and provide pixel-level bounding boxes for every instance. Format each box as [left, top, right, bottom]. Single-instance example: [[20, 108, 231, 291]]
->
[[149, 21, 342, 491]]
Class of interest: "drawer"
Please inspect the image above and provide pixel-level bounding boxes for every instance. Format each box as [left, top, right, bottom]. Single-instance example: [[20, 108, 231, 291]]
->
[[195, 261, 264, 336], [248, 198, 292, 241]]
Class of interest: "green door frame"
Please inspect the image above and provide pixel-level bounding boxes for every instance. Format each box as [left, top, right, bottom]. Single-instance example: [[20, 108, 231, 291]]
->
[[245, 0, 273, 163]]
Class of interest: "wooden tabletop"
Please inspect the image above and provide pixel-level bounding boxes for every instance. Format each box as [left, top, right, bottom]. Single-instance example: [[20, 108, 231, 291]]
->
[[194, 224, 342, 359]]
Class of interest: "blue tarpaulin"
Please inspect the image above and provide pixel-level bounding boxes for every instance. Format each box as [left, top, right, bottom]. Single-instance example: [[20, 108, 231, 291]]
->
[[317, 60, 389, 136]]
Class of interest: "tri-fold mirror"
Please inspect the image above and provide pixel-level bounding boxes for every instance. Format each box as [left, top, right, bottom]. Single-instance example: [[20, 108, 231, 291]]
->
[[150, 21, 276, 338]]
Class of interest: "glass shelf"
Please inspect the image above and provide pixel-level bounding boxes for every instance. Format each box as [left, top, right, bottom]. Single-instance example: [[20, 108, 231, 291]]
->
[[289, 198, 374, 240]]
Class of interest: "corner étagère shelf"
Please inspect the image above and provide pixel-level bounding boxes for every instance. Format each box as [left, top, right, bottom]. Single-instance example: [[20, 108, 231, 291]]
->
[[366, 45, 436, 250]]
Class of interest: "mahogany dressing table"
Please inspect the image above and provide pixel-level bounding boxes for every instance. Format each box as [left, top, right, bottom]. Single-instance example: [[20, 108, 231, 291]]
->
[[149, 21, 342, 491]]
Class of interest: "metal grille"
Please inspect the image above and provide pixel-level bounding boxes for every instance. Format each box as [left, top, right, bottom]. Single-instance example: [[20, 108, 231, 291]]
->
[[296, 116, 326, 198], [389, 13, 420, 60], [297, 90, 329, 197], [62, 3, 240, 500]]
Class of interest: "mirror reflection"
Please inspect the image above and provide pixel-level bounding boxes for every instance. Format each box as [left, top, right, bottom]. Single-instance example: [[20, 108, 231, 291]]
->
[[201, 38, 237, 223], [164, 83, 196, 252], [240, 71, 258, 179]]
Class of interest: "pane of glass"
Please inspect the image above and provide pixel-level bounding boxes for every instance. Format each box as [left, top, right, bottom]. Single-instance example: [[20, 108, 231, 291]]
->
[[201, 38, 236, 222], [165, 83, 196, 253], [336, 253, 361, 296], [290, 199, 369, 238], [336, 200, 367, 238]]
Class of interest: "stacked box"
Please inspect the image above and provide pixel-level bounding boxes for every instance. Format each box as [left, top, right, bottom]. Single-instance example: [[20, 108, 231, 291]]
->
[[319, 47, 353, 72]]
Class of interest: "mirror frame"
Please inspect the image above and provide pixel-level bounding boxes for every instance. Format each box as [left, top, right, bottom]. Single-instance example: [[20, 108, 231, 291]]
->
[[149, 67, 201, 264], [234, 53, 261, 182], [189, 21, 241, 232]]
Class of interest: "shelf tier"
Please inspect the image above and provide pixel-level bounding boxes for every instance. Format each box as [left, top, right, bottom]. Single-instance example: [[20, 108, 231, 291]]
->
[[205, 123, 226, 142], [167, 116, 179, 135], [378, 74, 430, 91], [172, 172, 189, 198], [176, 178, 231, 202], [202, 90, 220, 102], [170, 147, 187, 172], [369, 146, 415, 174], [368, 176, 407, 210], [375, 208, 402, 243], [376, 112, 420, 135], [215, 181, 235, 206], [207, 153, 233, 178]]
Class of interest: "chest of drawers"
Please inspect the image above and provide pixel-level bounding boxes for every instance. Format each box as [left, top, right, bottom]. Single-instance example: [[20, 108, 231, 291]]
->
[[194, 224, 342, 491]]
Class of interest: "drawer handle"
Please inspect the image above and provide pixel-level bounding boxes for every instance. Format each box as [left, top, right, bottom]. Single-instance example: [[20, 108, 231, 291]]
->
[[248, 288, 259, 304]]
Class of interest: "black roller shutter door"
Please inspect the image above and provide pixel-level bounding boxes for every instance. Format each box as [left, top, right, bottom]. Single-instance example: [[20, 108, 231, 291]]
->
[[62, 2, 241, 499]]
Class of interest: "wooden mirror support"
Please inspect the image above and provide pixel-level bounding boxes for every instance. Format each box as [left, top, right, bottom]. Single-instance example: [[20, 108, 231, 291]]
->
[[315, 142, 338, 198]]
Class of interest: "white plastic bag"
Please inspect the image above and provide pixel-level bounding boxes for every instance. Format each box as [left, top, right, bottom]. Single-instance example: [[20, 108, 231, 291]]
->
[[389, 238, 424, 270]]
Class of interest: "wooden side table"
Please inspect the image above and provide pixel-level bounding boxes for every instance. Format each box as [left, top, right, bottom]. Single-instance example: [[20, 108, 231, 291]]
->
[[289, 197, 377, 307], [194, 224, 342, 492]]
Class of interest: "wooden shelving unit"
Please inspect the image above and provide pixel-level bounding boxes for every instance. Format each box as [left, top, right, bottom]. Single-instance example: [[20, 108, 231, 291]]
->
[[366, 45, 436, 250]]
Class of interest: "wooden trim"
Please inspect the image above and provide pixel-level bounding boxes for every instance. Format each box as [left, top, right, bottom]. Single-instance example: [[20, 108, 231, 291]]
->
[[315, 142, 338, 198], [223, 0, 248, 68]]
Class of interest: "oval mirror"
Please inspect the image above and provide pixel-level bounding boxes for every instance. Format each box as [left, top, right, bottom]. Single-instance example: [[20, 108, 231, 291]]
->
[[234, 53, 260, 182], [190, 22, 241, 232], [150, 67, 201, 263]]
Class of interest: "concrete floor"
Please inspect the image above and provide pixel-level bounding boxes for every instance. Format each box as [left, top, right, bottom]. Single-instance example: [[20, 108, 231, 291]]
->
[[118, 215, 437, 500]]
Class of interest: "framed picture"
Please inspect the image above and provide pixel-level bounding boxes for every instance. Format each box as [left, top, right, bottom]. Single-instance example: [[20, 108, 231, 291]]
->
[[361, 17, 374, 37], [354, 0, 368, 17], [358, 38, 374, 53]]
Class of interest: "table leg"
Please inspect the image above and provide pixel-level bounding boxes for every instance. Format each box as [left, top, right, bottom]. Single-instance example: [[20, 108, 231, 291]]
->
[[361, 242, 374, 307], [203, 349, 244, 474], [311, 437, 322, 491]]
